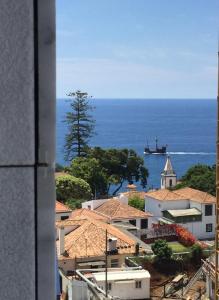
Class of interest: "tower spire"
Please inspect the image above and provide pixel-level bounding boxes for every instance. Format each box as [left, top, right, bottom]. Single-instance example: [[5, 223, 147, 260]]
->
[[161, 155, 177, 189]]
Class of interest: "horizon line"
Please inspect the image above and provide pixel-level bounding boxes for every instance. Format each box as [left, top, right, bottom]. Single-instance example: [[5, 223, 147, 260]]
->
[[57, 97, 216, 100]]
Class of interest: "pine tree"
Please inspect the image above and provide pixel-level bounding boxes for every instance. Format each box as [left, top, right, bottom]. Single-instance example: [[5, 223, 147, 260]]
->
[[64, 90, 95, 160]]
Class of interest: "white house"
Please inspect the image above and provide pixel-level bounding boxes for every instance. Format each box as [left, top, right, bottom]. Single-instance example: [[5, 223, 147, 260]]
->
[[92, 269, 150, 300], [145, 156, 216, 240], [82, 196, 152, 237], [145, 186, 216, 240]]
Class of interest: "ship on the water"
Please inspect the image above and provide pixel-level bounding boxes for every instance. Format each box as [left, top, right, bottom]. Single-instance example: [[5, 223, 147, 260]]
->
[[144, 138, 167, 154]]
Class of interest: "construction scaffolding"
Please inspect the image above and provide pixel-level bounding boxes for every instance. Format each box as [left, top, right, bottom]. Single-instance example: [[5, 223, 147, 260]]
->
[[215, 48, 219, 299]]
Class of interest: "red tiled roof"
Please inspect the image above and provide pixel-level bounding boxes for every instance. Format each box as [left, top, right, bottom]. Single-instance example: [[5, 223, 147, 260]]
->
[[95, 198, 152, 220], [70, 208, 110, 222], [56, 201, 72, 213], [146, 187, 215, 204], [57, 218, 136, 259]]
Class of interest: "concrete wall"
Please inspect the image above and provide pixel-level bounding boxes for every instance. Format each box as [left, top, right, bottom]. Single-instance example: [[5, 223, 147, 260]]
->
[[82, 199, 108, 210], [145, 197, 189, 217], [96, 277, 150, 299], [0, 1, 56, 299], [161, 175, 177, 189], [189, 201, 215, 239]]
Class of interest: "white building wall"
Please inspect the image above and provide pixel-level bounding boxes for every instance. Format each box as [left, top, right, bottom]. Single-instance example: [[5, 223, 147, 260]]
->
[[145, 197, 215, 239], [145, 197, 189, 217], [82, 196, 128, 210], [118, 193, 129, 205], [97, 278, 150, 300], [161, 175, 177, 189]]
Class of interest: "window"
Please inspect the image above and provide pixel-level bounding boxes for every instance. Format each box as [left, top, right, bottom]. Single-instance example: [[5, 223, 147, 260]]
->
[[61, 215, 69, 220], [107, 282, 112, 291], [169, 179, 172, 187], [129, 219, 136, 226], [205, 205, 213, 216], [206, 223, 213, 232], [135, 281, 142, 288], [111, 259, 119, 267], [141, 219, 148, 229]]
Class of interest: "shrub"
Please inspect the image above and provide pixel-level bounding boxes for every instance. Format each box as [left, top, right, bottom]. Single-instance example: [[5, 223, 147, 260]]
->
[[128, 195, 145, 211], [191, 244, 202, 265], [175, 225, 196, 247], [152, 239, 173, 261], [56, 174, 92, 202]]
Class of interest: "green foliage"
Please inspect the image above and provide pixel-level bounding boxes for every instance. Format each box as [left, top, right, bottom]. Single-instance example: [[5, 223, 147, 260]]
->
[[191, 244, 202, 265], [68, 147, 149, 196], [173, 164, 215, 196], [65, 198, 84, 210], [64, 90, 95, 160], [152, 239, 173, 261], [56, 174, 92, 202], [68, 157, 108, 197], [87, 147, 148, 195], [128, 195, 145, 211]]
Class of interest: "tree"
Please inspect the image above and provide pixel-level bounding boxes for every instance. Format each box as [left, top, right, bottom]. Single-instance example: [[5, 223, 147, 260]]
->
[[87, 147, 148, 195], [191, 244, 202, 265], [68, 157, 108, 197], [151, 239, 172, 261], [64, 90, 95, 160], [68, 147, 149, 196], [173, 164, 215, 196], [128, 195, 145, 211], [55, 174, 92, 202]]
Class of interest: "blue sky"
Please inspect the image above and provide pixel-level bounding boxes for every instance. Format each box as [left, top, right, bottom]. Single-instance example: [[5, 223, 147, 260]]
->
[[56, 0, 219, 98]]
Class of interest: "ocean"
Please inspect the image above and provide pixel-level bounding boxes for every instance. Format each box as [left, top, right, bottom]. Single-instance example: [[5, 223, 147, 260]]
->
[[56, 99, 216, 191]]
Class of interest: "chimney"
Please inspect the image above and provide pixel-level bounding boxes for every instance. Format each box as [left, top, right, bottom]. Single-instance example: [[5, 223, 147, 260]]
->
[[135, 243, 140, 256], [58, 226, 65, 256], [107, 237, 118, 253]]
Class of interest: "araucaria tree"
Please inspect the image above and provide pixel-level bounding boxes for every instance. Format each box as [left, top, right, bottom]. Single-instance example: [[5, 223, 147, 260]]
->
[[64, 90, 95, 160]]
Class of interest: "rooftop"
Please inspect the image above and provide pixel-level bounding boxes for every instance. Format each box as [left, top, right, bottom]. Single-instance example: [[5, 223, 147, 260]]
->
[[57, 218, 136, 259], [95, 198, 152, 220], [93, 269, 150, 281], [56, 201, 72, 213], [146, 187, 215, 204], [70, 208, 110, 222], [120, 190, 146, 200]]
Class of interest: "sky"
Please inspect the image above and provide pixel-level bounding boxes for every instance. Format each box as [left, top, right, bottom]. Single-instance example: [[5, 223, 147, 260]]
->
[[56, 0, 219, 99]]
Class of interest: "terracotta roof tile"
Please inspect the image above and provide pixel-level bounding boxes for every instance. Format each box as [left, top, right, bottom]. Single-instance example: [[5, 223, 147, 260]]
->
[[95, 198, 151, 220], [121, 191, 146, 200], [57, 219, 136, 258], [146, 189, 188, 201], [70, 208, 110, 222], [56, 201, 72, 213], [174, 187, 216, 204], [146, 187, 216, 204]]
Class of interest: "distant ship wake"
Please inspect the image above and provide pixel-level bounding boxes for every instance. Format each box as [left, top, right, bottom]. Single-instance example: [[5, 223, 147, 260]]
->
[[167, 152, 216, 155]]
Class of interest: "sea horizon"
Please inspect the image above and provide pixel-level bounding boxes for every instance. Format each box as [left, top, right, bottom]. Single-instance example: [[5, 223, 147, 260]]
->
[[56, 98, 216, 192]]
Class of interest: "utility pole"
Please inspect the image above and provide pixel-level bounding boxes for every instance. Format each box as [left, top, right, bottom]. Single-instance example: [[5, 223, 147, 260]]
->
[[105, 229, 108, 298], [216, 44, 219, 300]]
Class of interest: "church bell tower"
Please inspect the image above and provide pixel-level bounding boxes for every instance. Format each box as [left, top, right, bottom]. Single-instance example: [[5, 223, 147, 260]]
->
[[161, 155, 177, 189]]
